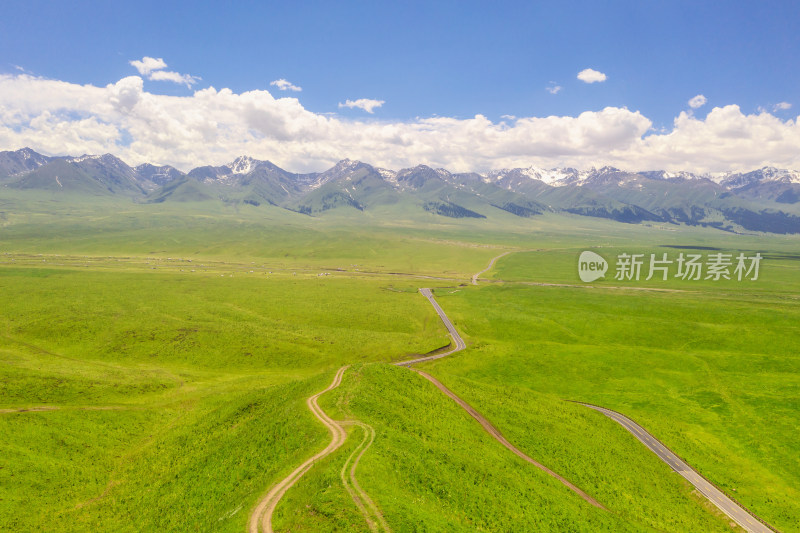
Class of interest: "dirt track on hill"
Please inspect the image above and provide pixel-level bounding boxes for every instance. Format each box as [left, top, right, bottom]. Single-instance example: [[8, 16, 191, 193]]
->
[[396, 287, 606, 509], [341, 421, 392, 532], [471, 251, 511, 285], [248, 366, 350, 533], [0, 405, 128, 414], [248, 365, 390, 533], [412, 367, 606, 509]]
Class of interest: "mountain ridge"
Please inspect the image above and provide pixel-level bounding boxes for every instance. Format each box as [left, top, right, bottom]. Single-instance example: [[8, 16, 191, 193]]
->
[[2, 147, 799, 234]]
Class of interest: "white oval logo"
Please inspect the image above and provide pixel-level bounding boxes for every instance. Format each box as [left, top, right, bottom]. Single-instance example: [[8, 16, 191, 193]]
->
[[578, 251, 607, 282]]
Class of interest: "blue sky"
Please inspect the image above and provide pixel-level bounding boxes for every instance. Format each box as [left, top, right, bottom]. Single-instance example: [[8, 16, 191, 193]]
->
[[0, 1, 798, 172]]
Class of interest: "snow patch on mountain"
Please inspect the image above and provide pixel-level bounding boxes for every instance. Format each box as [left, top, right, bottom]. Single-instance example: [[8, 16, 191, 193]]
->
[[485, 166, 594, 187], [228, 156, 258, 175], [68, 154, 102, 163], [376, 168, 397, 183]]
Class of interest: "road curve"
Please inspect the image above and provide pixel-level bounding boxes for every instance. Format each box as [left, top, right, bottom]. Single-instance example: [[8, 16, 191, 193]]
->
[[575, 402, 774, 533], [471, 252, 511, 285], [408, 287, 774, 529], [397, 289, 605, 509], [395, 288, 466, 366], [248, 366, 350, 533]]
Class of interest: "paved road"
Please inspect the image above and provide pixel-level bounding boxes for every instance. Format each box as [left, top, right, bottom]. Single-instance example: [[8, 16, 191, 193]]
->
[[402, 289, 775, 531], [471, 252, 511, 285], [577, 402, 773, 533], [395, 288, 466, 366], [396, 289, 604, 508]]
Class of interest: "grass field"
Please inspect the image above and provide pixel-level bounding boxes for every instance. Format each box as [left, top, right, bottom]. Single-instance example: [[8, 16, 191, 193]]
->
[[1, 196, 798, 531], [0, 265, 447, 532], [422, 250, 800, 531], [280, 363, 737, 532]]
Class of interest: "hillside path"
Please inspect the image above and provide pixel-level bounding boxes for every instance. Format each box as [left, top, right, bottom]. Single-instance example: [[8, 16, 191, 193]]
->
[[248, 366, 390, 533], [396, 288, 604, 509], [471, 251, 511, 285]]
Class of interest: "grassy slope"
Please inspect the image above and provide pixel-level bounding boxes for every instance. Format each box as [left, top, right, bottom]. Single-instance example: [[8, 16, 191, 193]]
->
[[422, 248, 800, 531], [284, 364, 642, 533], [0, 267, 446, 532]]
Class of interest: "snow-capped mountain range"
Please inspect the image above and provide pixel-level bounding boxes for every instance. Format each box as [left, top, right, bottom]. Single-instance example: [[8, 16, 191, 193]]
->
[[2, 147, 799, 234], [2, 147, 799, 191], [484, 165, 800, 188]]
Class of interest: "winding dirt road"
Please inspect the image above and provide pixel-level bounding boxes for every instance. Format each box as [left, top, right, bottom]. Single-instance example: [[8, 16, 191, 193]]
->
[[397, 288, 605, 509], [340, 422, 392, 532], [248, 366, 348, 533], [248, 365, 390, 533]]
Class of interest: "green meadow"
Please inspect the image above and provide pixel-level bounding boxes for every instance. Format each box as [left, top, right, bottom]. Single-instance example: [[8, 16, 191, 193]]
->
[[422, 250, 800, 531], [1, 197, 798, 531], [0, 266, 445, 532], [280, 363, 735, 532]]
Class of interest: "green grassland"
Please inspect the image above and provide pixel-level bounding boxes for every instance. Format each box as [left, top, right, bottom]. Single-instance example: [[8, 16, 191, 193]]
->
[[422, 251, 800, 531], [3, 187, 781, 274], [285, 363, 735, 532], [0, 266, 447, 532], [1, 195, 798, 531]]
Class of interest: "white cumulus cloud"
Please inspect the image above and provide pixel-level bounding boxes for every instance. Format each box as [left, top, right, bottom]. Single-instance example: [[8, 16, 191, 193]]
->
[[1, 73, 800, 174], [270, 79, 302, 92], [774, 101, 792, 111], [128, 56, 199, 88], [688, 94, 707, 109], [577, 68, 607, 83], [108, 76, 143, 112], [546, 82, 562, 94], [338, 98, 385, 114], [129, 57, 167, 76]]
